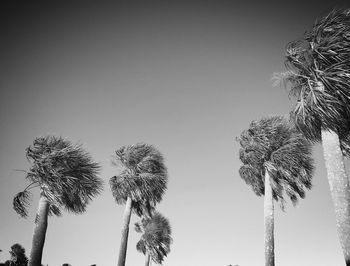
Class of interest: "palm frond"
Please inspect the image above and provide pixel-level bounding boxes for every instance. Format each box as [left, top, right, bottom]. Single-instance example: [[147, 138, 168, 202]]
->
[[340, 131, 350, 157], [48, 204, 62, 217], [132, 200, 154, 217], [239, 165, 264, 196], [136, 239, 147, 254], [13, 190, 32, 218], [135, 221, 143, 233]]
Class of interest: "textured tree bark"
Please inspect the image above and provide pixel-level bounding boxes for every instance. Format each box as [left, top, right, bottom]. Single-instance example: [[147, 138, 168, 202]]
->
[[117, 197, 133, 266], [29, 193, 50, 266], [144, 209, 153, 266], [144, 252, 150, 266], [321, 129, 350, 266], [264, 170, 275, 266]]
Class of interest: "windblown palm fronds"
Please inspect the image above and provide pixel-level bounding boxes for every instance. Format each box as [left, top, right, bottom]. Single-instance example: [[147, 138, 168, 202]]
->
[[275, 8, 350, 265], [13, 136, 103, 218], [275, 8, 350, 142], [110, 143, 168, 215], [111, 143, 168, 266], [340, 133, 350, 157], [135, 212, 172, 264], [238, 116, 314, 206]]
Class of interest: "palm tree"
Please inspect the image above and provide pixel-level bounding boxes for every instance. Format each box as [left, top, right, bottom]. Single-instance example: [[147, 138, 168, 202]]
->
[[135, 212, 172, 266], [13, 136, 102, 266], [275, 8, 350, 265], [110, 143, 168, 266], [238, 116, 314, 266]]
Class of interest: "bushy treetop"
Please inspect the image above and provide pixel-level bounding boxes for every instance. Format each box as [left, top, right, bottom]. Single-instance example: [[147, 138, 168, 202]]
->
[[13, 136, 103, 218], [110, 143, 168, 215], [238, 116, 314, 207], [275, 8, 350, 143]]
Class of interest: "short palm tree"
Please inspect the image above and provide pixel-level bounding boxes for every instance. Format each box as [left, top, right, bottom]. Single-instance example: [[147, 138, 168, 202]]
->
[[13, 136, 102, 266], [275, 8, 350, 265], [135, 212, 172, 266], [110, 143, 168, 266], [238, 116, 314, 266]]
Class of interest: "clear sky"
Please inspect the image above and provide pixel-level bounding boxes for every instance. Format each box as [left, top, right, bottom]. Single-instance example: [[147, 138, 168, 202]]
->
[[1, 1, 350, 266]]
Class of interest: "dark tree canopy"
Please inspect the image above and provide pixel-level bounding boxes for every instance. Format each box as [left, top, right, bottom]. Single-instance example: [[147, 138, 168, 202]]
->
[[238, 116, 314, 206], [276, 8, 350, 144], [135, 212, 172, 264], [110, 143, 168, 215], [13, 136, 103, 218], [5, 243, 28, 266]]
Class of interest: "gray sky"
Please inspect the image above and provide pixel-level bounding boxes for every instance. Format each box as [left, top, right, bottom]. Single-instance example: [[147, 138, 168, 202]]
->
[[1, 1, 349, 265]]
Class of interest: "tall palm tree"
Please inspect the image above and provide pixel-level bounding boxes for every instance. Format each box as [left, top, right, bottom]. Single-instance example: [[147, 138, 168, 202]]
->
[[275, 8, 350, 265], [13, 136, 102, 266], [135, 212, 172, 266], [110, 143, 168, 266], [238, 116, 314, 266]]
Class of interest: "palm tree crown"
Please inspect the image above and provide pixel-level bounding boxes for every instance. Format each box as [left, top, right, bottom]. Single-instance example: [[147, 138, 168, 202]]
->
[[110, 143, 168, 215], [238, 116, 314, 205], [276, 8, 350, 142], [13, 136, 103, 217], [135, 212, 172, 264]]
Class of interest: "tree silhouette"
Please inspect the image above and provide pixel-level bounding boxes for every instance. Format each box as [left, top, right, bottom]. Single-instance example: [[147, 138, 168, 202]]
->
[[4, 243, 28, 266]]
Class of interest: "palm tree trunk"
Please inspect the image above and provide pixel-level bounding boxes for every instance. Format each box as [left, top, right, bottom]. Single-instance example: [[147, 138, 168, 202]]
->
[[143, 209, 153, 266], [264, 170, 275, 266], [117, 197, 132, 266], [321, 129, 350, 265], [29, 193, 50, 266], [144, 251, 150, 266]]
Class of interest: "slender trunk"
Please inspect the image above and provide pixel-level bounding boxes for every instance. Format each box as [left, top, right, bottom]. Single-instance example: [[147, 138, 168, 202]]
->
[[117, 197, 132, 266], [29, 193, 50, 266], [321, 129, 350, 266], [144, 251, 150, 266], [264, 170, 275, 266], [143, 209, 153, 266]]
